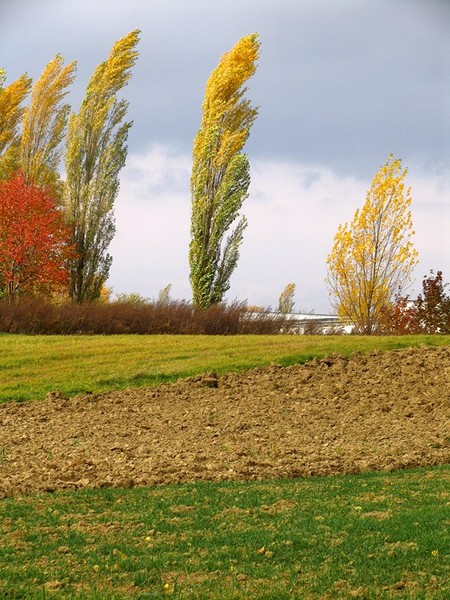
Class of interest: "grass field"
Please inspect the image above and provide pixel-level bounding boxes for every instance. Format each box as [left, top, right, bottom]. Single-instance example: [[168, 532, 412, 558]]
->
[[1, 334, 449, 598], [1, 333, 449, 402], [1, 466, 448, 599]]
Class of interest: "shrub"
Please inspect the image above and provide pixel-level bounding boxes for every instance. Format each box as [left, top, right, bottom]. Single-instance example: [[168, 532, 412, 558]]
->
[[381, 270, 450, 334], [0, 298, 294, 335]]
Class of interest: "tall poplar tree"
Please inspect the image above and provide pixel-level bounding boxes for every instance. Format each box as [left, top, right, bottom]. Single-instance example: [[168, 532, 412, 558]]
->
[[20, 54, 76, 197], [326, 155, 418, 334], [190, 33, 260, 309], [64, 30, 140, 303], [0, 69, 31, 179], [278, 283, 296, 313]]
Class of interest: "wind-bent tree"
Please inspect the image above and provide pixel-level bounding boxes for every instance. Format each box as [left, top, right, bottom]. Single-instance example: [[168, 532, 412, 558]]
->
[[0, 172, 73, 302], [64, 30, 140, 303], [189, 33, 260, 309], [326, 155, 418, 334], [0, 69, 31, 179], [278, 283, 296, 313], [20, 55, 76, 197]]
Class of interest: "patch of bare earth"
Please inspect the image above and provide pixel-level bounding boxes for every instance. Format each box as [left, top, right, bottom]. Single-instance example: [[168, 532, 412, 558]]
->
[[1, 345, 449, 499]]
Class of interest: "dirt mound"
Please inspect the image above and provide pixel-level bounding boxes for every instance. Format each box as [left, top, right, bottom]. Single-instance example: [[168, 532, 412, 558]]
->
[[1, 345, 449, 499]]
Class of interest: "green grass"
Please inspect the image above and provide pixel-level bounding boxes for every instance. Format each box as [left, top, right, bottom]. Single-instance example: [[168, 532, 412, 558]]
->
[[0, 466, 448, 599], [2, 334, 449, 597], [1, 333, 449, 402]]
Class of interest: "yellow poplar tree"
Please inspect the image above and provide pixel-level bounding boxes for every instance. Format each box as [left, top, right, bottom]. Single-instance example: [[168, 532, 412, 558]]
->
[[278, 283, 296, 313], [20, 54, 76, 197], [326, 155, 419, 334], [0, 69, 32, 179], [64, 30, 140, 303], [190, 33, 260, 309]]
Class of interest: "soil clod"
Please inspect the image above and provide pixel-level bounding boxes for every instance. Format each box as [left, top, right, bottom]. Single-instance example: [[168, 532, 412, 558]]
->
[[0, 345, 449, 499]]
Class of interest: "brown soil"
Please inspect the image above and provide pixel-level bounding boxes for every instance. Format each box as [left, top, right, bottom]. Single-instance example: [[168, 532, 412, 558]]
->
[[1, 345, 449, 499]]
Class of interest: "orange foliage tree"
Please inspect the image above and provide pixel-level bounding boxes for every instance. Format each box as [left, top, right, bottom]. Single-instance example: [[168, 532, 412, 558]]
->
[[0, 172, 74, 302]]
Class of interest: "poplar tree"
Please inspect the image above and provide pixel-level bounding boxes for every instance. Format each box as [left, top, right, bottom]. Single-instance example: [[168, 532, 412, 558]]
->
[[190, 33, 260, 309], [326, 155, 418, 334], [64, 30, 140, 303], [278, 283, 296, 313], [0, 69, 31, 179], [20, 55, 76, 197]]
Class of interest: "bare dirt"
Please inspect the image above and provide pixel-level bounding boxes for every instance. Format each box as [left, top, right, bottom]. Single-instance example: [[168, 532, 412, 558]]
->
[[1, 345, 449, 499]]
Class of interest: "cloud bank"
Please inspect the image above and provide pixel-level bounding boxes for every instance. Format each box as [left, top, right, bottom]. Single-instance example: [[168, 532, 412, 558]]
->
[[109, 146, 450, 312]]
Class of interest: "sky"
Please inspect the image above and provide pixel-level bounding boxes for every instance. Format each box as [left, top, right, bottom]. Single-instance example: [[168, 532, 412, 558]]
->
[[1, 0, 449, 312]]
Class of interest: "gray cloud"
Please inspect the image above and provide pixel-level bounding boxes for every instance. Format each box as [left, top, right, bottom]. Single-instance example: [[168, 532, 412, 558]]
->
[[2, 0, 449, 177]]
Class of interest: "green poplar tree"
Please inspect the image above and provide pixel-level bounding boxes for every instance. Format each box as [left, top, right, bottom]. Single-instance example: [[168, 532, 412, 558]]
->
[[278, 283, 296, 313], [189, 33, 260, 309], [64, 30, 140, 302]]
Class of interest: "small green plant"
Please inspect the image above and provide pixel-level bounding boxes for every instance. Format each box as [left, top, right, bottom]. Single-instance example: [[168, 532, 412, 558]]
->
[[113, 291, 150, 305]]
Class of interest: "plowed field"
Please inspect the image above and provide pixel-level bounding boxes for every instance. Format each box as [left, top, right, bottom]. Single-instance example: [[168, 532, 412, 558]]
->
[[1, 345, 449, 499]]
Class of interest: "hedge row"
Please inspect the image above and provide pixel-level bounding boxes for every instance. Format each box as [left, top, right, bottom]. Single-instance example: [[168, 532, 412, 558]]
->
[[0, 299, 294, 335]]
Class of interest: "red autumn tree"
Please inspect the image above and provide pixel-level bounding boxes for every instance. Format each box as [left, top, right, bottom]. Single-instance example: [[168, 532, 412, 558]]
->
[[379, 295, 420, 334], [0, 172, 74, 302], [415, 270, 450, 334], [380, 270, 450, 334]]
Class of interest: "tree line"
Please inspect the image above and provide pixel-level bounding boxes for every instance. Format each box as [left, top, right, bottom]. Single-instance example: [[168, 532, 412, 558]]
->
[[0, 31, 447, 334], [0, 31, 140, 304]]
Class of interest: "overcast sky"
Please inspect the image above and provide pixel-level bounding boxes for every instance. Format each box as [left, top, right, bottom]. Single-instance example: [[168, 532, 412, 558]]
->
[[2, 0, 449, 311]]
